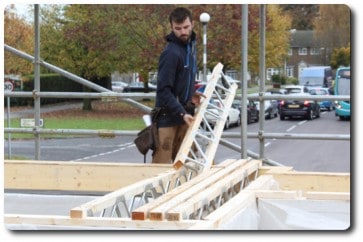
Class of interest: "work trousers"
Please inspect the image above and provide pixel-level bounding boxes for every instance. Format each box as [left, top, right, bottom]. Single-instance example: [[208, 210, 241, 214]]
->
[[152, 124, 188, 164]]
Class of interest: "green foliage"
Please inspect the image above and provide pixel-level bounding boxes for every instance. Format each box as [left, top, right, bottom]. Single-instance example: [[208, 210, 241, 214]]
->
[[287, 76, 298, 85], [271, 74, 287, 85], [330, 45, 350, 69], [9, 74, 84, 106], [7, 4, 292, 90]]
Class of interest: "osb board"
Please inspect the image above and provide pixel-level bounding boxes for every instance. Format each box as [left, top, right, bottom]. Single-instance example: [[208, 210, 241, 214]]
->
[[4, 160, 172, 192]]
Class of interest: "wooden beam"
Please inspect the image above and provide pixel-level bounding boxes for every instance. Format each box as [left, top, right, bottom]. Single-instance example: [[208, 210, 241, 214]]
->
[[166, 159, 261, 221], [5, 214, 197, 230], [269, 172, 350, 193], [305, 191, 350, 200], [148, 160, 260, 221], [131, 159, 238, 220], [5, 160, 171, 192], [69, 167, 197, 218]]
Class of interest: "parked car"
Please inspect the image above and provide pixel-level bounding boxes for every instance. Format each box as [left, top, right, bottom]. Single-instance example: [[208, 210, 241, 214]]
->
[[123, 82, 157, 92], [111, 81, 128, 93], [308, 87, 334, 111], [224, 75, 241, 87], [205, 99, 241, 129], [279, 91, 320, 120], [266, 88, 287, 95], [232, 99, 259, 124], [256, 100, 279, 119], [284, 85, 310, 95], [249, 92, 279, 120]]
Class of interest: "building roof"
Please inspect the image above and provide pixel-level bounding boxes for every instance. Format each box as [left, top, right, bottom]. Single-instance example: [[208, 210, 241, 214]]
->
[[290, 30, 320, 48]]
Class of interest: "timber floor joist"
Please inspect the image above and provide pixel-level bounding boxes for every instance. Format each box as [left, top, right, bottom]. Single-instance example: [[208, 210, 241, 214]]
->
[[4, 159, 350, 230]]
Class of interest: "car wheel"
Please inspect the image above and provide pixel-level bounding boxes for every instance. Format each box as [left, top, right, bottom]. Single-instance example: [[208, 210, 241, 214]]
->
[[280, 114, 285, 120], [224, 117, 230, 130], [237, 115, 241, 126], [307, 109, 314, 120], [247, 113, 251, 124], [316, 107, 321, 118]]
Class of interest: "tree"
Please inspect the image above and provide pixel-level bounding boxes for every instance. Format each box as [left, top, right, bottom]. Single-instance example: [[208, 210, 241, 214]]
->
[[37, 4, 291, 98], [4, 5, 34, 75], [240, 5, 291, 83], [313, 5, 350, 63], [330, 45, 350, 69], [280, 5, 319, 30]]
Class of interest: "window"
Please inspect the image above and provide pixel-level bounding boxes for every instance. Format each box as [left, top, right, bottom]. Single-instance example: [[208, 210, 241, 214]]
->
[[298, 48, 307, 55], [266, 68, 281, 81], [286, 66, 294, 77], [310, 48, 320, 55], [288, 48, 292, 56]]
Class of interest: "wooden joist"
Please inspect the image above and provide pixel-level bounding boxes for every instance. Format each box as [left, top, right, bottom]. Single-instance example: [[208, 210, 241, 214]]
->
[[131, 159, 239, 220], [4, 159, 350, 229], [165, 160, 261, 221], [69, 165, 200, 219], [268, 171, 350, 193], [173, 63, 238, 171], [133, 159, 260, 221], [5, 214, 197, 230], [5, 160, 171, 192]]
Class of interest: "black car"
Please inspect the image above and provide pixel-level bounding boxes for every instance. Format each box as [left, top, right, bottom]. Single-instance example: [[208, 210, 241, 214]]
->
[[279, 93, 320, 120], [256, 100, 279, 119], [123, 82, 157, 92], [232, 99, 259, 124]]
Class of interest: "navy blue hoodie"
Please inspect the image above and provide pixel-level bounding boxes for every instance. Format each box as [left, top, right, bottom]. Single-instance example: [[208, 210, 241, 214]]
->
[[155, 31, 197, 127]]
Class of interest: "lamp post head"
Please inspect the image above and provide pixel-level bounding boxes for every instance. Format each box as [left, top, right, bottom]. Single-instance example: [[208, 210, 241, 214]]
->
[[200, 12, 210, 24]]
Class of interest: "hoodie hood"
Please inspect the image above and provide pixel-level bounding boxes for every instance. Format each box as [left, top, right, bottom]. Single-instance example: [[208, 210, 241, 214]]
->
[[165, 31, 196, 45]]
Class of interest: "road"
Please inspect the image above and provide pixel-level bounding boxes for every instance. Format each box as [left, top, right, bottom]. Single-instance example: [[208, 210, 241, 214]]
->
[[4, 110, 350, 173]]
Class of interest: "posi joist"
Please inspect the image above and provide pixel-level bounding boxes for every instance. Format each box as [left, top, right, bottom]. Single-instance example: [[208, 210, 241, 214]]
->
[[4, 159, 350, 230]]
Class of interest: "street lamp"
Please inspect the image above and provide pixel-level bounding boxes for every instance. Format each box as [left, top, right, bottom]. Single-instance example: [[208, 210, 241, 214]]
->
[[200, 12, 210, 83]]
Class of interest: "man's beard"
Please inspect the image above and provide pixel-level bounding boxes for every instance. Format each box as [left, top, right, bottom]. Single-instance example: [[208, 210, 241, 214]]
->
[[178, 32, 191, 43]]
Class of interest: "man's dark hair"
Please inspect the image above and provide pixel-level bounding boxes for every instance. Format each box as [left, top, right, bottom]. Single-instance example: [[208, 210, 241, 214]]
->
[[169, 7, 193, 24]]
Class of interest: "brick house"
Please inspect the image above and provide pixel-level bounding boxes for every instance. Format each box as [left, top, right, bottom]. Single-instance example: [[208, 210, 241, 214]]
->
[[267, 30, 328, 81]]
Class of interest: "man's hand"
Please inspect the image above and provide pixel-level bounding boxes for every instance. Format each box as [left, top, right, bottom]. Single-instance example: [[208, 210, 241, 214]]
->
[[183, 113, 194, 126], [191, 91, 206, 106]]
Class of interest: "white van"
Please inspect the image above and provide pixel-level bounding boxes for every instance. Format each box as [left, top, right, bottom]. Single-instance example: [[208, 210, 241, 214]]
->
[[299, 66, 333, 88]]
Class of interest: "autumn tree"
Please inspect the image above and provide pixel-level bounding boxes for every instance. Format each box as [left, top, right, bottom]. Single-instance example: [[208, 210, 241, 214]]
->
[[4, 5, 34, 75], [247, 5, 291, 82], [280, 5, 319, 30], [330, 44, 350, 69], [313, 5, 350, 64], [37, 4, 291, 101]]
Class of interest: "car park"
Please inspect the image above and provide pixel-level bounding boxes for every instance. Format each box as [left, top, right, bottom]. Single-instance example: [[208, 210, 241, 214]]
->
[[111, 81, 128, 93], [123, 82, 157, 92], [279, 89, 320, 120], [205, 99, 241, 129], [232, 99, 259, 124], [308, 87, 334, 111]]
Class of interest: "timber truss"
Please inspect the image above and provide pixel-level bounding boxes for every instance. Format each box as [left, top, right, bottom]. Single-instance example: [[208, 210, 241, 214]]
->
[[70, 159, 260, 221], [68, 63, 253, 222], [173, 62, 238, 172]]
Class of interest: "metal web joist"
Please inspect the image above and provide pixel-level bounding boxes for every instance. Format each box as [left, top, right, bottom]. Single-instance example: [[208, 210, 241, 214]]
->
[[69, 63, 242, 221], [173, 62, 238, 172], [70, 167, 198, 219]]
